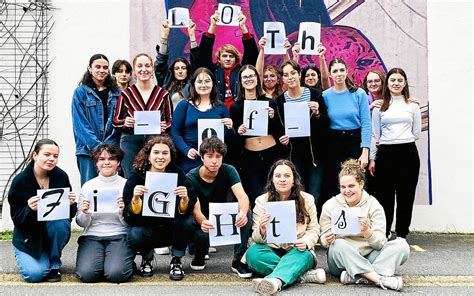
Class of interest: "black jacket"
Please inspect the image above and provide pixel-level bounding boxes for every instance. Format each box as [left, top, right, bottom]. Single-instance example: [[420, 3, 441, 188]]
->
[[8, 162, 77, 259]]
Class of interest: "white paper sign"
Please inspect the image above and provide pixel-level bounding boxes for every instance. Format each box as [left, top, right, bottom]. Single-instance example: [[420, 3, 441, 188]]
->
[[298, 22, 321, 55], [264, 22, 287, 55], [37, 188, 70, 221], [331, 207, 362, 235], [87, 187, 120, 214], [142, 172, 178, 218], [284, 102, 310, 137], [209, 202, 241, 246], [168, 7, 190, 28], [265, 200, 297, 244], [197, 119, 225, 150], [243, 100, 269, 136], [217, 3, 241, 26], [134, 110, 161, 135]]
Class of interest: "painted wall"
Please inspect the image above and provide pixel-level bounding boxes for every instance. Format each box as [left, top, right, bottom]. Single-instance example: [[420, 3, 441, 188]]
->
[[42, 0, 472, 232]]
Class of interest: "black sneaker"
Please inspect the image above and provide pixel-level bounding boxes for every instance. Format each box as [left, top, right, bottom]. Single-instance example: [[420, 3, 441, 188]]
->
[[231, 259, 252, 278], [388, 232, 398, 241], [169, 257, 185, 281], [190, 257, 206, 270], [46, 269, 61, 282], [139, 259, 153, 277]]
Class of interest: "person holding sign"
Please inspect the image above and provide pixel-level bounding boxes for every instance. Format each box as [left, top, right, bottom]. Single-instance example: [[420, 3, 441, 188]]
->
[[319, 159, 409, 291], [72, 54, 122, 185], [154, 19, 198, 110], [255, 36, 287, 100], [195, 9, 258, 109], [185, 137, 252, 278], [75, 144, 134, 283], [275, 60, 329, 205], [8, 139, 77, 282], [112, 53, 172, 178], [291, 42, 330, 91], [245, 160, 325, 295], [170, 67, 234, 173], [322, 58, 371, 200], [369, 68, 421, 240], [122, 136, 196, 280], [229, 65, 285, 206]]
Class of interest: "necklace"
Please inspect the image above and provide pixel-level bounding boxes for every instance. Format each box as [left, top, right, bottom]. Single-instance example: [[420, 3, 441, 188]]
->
[[34, 172, 49, 189]]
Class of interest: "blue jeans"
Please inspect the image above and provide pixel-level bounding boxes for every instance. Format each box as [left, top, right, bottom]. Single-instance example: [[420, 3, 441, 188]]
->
[[13, 219, 71, 282], [76, 155, 98, 186], [120, 134, 149, 178]]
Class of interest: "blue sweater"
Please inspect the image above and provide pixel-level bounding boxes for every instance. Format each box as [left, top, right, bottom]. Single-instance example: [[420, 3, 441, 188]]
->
[[323, 88, 371, 148], [170, 100, 231, 172]]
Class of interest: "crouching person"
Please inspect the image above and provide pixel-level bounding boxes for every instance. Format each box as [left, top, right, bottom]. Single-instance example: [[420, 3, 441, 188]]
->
[[319, 159, 410, 291], [245, 160, 326, 295], [75, 144, 134, 283]]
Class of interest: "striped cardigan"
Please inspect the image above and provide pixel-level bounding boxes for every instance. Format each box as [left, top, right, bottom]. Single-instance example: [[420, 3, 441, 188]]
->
[[112, 84, 172, 134]]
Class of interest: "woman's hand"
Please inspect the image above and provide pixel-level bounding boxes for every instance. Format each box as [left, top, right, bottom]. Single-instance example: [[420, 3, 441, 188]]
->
[[238, 11, 248, 34], [292, 42, 301, 56], [221, 118, 233, 129], [160, 121, 168, 133], [187, 20, 196, 37], [371, 100, 383, 110], [237, 124, 247, 135], [279, 135, 290, 145], [358, 148, 369, 169], [317, 44, 326, 57], [258, 36, 267, 49], [235, 211, 248, 228], [407, 97, 421, 105], [369, 160, 376, 177], [27, 196, 39, 211], [174, 186, 188, 203], [68, 192, 77, 205], [161, 20, 170, 39], [133, 185, 147, 199], [117, 196, 125, 214], [359, 217, 373, 239], [259, 213, 271, 237], [308, 101, 319, 116], [201, 219, 214, 233], [294, 239, 308, 251], [267, 107, 275, 119], [187, 148, 199, 159], [81, 198, 90, 214], [124, 116, 135, 128], [326, 231, 336, 245], [283, 38, 291, 52]]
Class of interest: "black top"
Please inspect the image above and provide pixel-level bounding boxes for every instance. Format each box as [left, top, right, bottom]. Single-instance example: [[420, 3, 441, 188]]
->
[[8, 162, 77, 259], [122, 165, 196, 226], [96, 88, 109, 128]]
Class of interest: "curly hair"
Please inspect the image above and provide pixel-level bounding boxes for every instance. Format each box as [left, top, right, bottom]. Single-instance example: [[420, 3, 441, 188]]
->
[[262, 64, 284, 98], [199, 136, 227, 157], [338, 159, 366, 185], [264, 159, 311, 224], [132, 135, 177, 174]]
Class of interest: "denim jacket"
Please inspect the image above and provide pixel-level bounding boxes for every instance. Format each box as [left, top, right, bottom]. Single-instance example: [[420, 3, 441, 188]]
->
[[72, 84, 121, 155]]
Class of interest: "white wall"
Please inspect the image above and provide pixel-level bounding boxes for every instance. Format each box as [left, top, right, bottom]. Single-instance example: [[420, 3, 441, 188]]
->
[[45, 0, 473, 232]]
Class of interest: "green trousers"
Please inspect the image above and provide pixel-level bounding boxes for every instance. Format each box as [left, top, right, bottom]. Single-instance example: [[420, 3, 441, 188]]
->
[[245, 244, 315, 286]]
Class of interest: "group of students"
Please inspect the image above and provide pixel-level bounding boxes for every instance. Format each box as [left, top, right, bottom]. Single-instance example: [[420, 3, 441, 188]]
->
[[8, 10, 421, 294]]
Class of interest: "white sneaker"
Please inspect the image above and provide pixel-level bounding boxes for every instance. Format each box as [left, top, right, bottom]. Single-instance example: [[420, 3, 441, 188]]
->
[[299, 268, 326, 284], [340, 270, 369, 285], [253, 278, 282, 295], [208, 247, 217, 253], [155, 247, 170, 255], [379, 276, 403, 291]]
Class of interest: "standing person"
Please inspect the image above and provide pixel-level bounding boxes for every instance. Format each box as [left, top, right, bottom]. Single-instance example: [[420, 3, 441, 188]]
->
[[369, 68, 421, 239], [8, 139, 77, 282], [72, 54, 122, 185], [75, 144, 134, 283], [230, 65, 285, 206], [320, 159, 410, 291], [112, 53, 172, 178], [122, 136, 196, 280], [323, 58, 371, 199], [292, 42, 331, 91], [245, 160, 326, 295], [112, 59, 132, 90], [154, 20, 199, 109], [185, 137, 252, 278], [275, 60, 329, 205], [196, 10, 258, 109], [362, 70, 386, 110], [170, 67, 234, 173]]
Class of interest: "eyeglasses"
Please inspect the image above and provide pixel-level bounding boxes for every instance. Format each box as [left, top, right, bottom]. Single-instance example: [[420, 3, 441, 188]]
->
[[367, 79, 381, 84], [242, 74, 257, 81]]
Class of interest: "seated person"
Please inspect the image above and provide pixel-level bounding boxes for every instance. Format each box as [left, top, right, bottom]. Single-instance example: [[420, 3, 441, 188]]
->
[[122, 136, 196, 281], [75, 144, 134, 283], [185, 137, 252, 278], [245, 160, 326, 295], [319, 159, 410, 291]]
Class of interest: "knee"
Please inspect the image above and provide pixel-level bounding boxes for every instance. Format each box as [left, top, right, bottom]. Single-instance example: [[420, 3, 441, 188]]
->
[[329, 239, 352, 256], [127, 226, 146, 249], [21, 266, 49, 283], [76, 269, 101, 283], [386, 239, 410, 258], [104, 268, 132, 283]]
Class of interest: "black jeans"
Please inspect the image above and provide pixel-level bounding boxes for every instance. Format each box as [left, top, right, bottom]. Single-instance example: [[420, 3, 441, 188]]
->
[[127, 215, 194, 260], [374, 142, 420, 237]]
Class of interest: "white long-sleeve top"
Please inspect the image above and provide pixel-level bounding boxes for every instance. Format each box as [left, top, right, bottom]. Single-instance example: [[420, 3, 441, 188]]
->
[[370, 95, 421, 160], [76, 173, 127, 237]]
